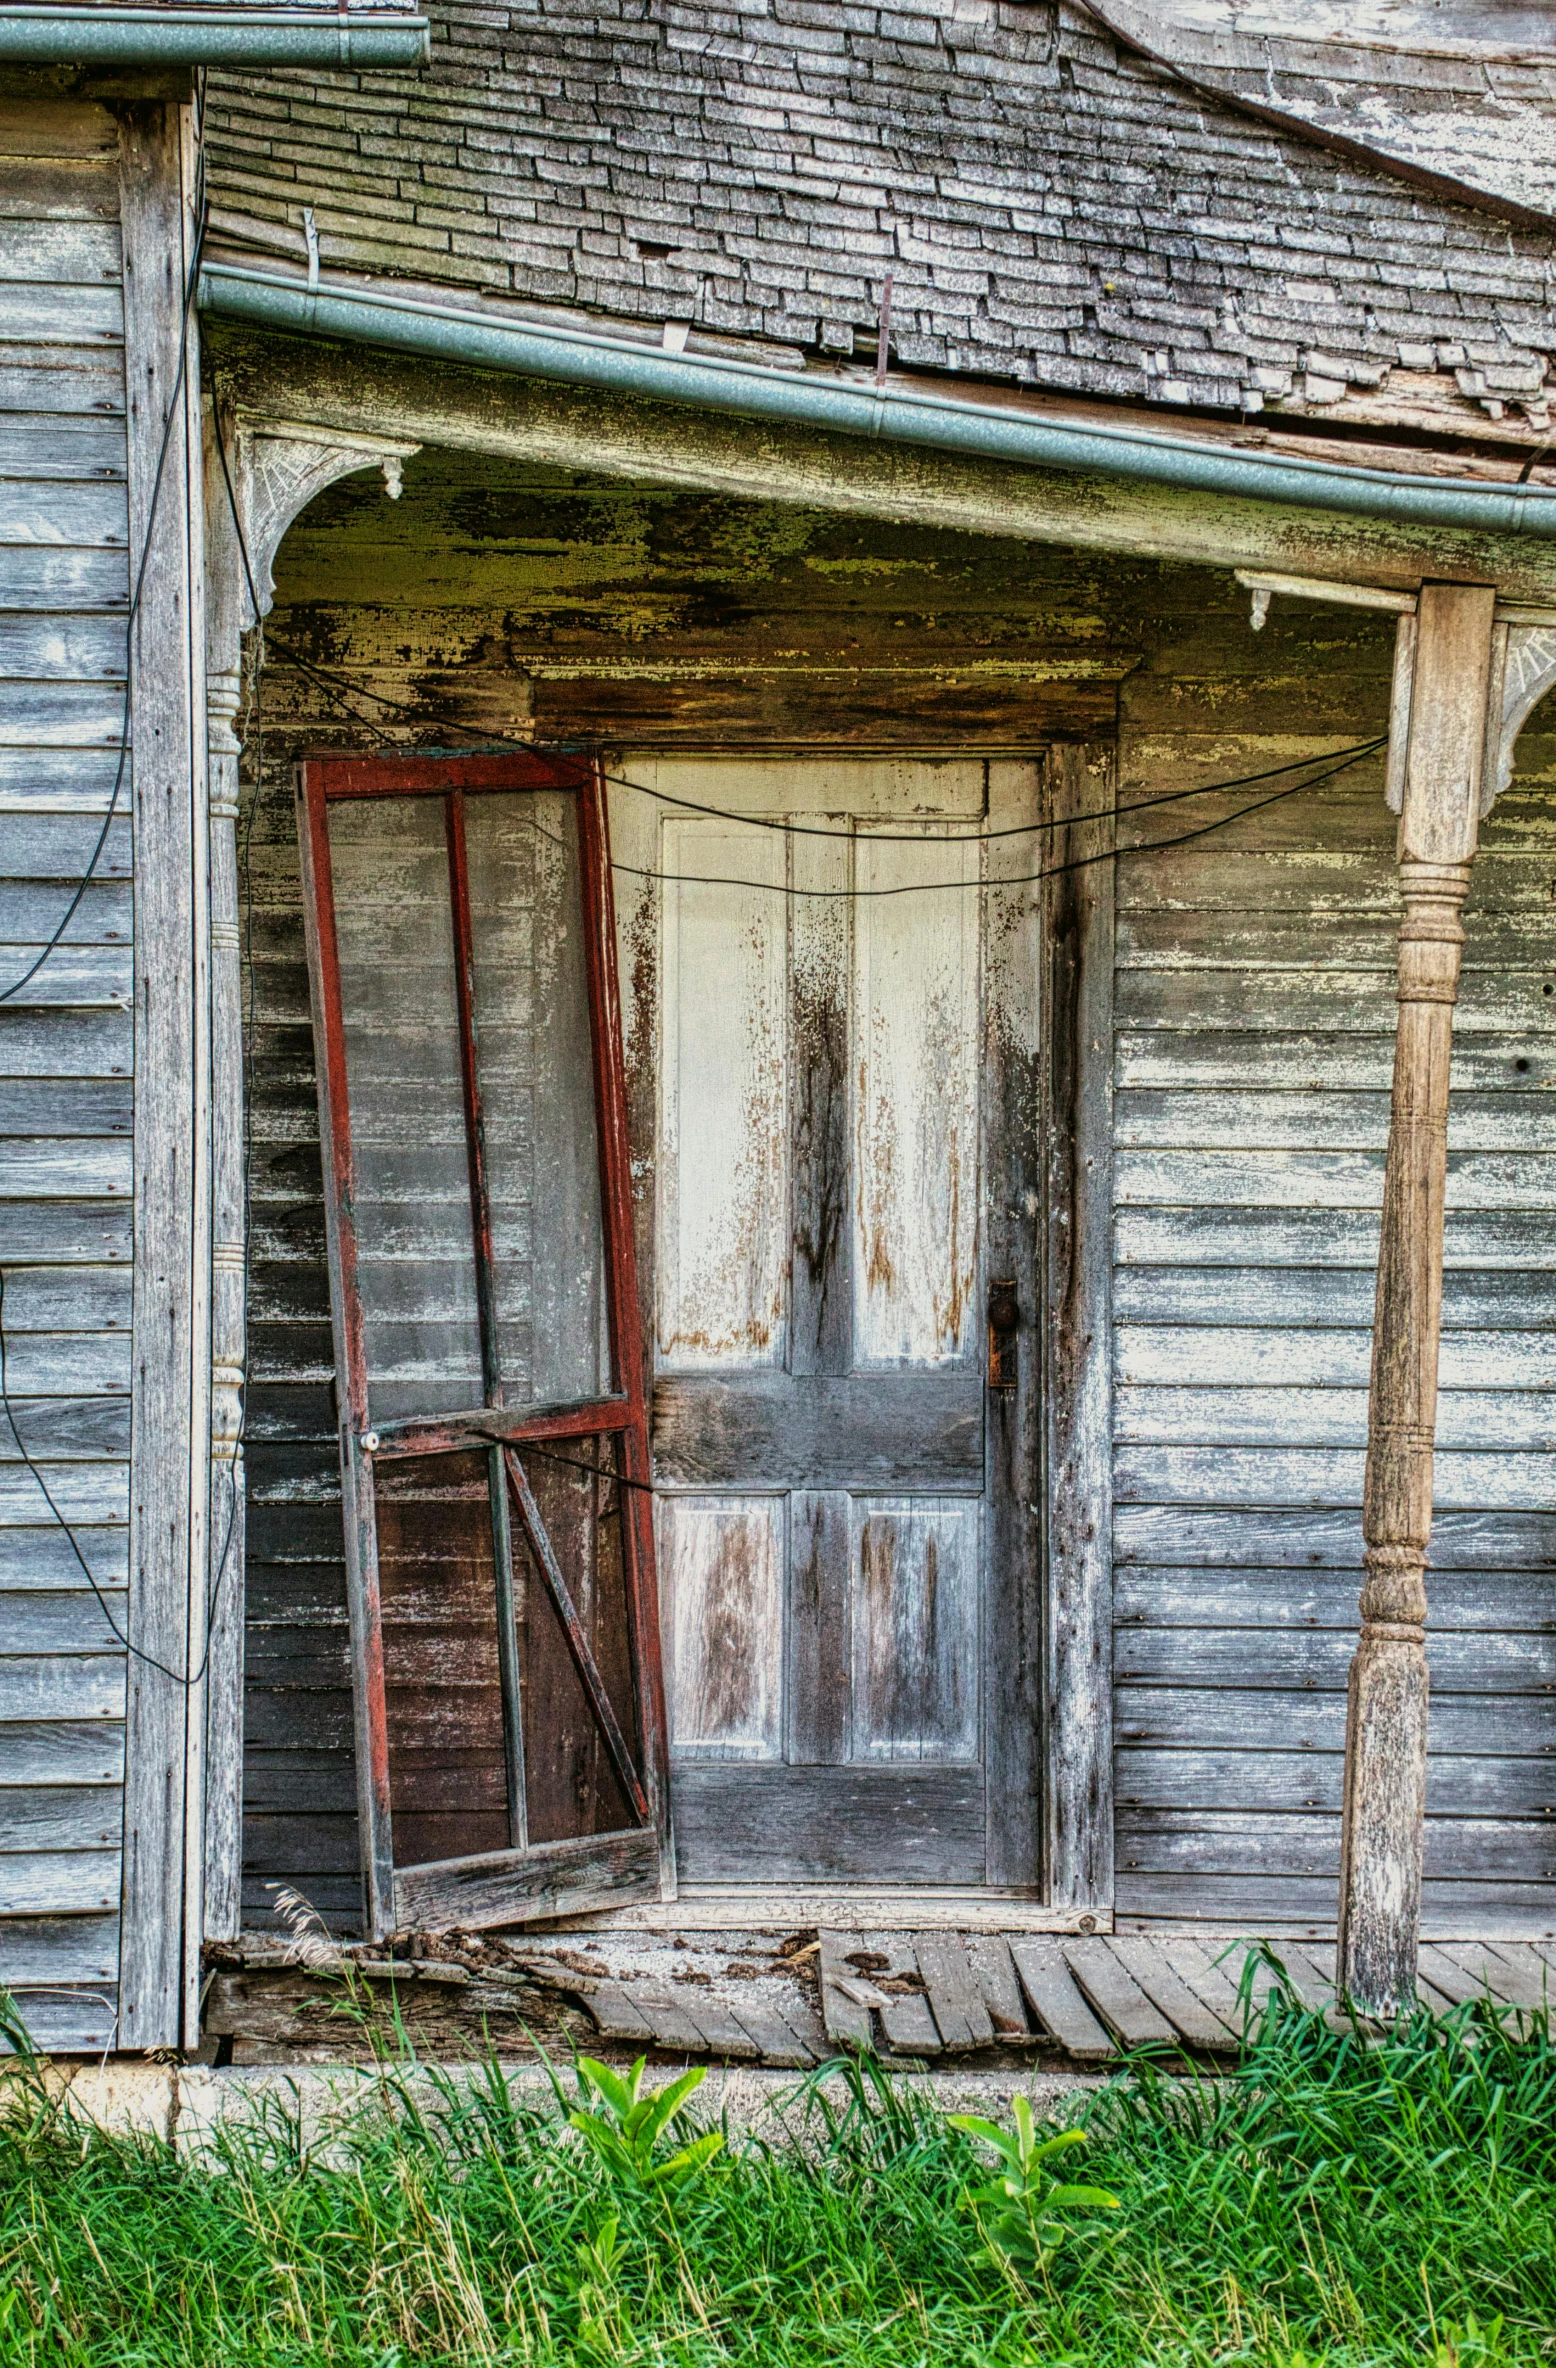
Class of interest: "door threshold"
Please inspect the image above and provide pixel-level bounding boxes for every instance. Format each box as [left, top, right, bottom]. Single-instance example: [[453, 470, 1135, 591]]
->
[[542, 1887, 1112, 1934]]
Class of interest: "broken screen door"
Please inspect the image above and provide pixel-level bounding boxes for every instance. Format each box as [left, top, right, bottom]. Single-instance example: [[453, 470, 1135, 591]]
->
[[299, 752, 669, 1939], [644, 759, 1042, 1893]]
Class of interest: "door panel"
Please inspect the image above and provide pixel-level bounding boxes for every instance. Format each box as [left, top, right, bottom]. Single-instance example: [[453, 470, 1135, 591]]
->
[[330, 796, 483, 1421], [465, 789, 609, 1410], [377, 1448, 508, 1867], [644, 759, 1043, 1892], [300, 752, 669, 1938], [510, 1437, 637, 1847], [853, 828, 981, 1367], [851, 1496, 982, 1764], [661, 1495, 785, 1759], [658, 818, 788, 1369], [670, 1764, 987, 1883]]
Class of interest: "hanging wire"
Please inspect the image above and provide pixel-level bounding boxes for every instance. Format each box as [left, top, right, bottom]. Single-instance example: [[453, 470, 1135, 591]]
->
[[249, 630, 1386, 893], [598, 744, 1385, 846], [596, 748, 1379, 899], [0, 131, 208, 1007], [248, 624, 1386, 853]]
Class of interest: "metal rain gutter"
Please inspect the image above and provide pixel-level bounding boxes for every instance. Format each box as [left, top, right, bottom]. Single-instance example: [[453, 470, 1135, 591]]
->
[[198, 261, 1556, 539], [0, 7, 430, 64]]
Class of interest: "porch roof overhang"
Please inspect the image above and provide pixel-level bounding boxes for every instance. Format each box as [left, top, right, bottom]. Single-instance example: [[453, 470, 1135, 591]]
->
[[201, 260, 1556, 550], [0, 5, 429, 64]]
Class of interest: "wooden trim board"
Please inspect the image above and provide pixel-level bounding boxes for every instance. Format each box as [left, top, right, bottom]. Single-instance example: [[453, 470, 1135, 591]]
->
[[546, 1890, 1113, 1933], [1042, 746, 1116, 1911], [117, 96, 211, 2054]]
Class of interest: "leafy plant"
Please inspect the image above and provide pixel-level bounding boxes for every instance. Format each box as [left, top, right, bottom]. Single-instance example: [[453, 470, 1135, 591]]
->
[[571, 2211, 634, 2354], [1429, 2310, 1511, 2367], [569, 2054, 724, 2191], [948, 2099, 1119, 2279]]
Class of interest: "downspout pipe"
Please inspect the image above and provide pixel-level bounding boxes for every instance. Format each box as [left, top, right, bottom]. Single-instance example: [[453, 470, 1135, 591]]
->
[[0, 8, 430, 65], [199, 261, 1556, 540]]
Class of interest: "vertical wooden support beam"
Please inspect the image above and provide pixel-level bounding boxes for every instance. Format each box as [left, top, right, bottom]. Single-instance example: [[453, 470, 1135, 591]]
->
[[1042, 744, 1115, 1914], [985, 762, 1044, 1888], [1338, 581, 1497, 2017], [200, 399, 249, 1944], [117, 99, 210, 2048]]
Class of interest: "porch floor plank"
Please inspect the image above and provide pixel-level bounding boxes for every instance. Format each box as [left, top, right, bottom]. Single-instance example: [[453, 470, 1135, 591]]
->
[[1008, 1939, 1115, 2060], [629, 1984, 718, 2055], [915, 1933, 995, 2053], [818, 1929, 875, 2051], [666, 1989, 763, 2060], [963, 1933, 1036, 2042], [724, 1997, 817, 2068], [1157, 1937, 1250, 2037], [1108, 1936, 1239, 2053], [1063, 1938, 1178, 2049], [865, 1932, 943, 2058], [1416, 1945, 1492, 2009], [579, 1981, 658, 2043], [1480, 1941, 1555, 2014], [1435, 1940, 1549, 2014], [1266, 1941, 1338, 2013]]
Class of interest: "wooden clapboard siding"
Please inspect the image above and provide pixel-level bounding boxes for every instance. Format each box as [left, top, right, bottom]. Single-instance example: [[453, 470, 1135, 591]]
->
[[241, 741, 360, 1928], [1112, 608, 1556, 1934], [0, 97, 130, 2048]]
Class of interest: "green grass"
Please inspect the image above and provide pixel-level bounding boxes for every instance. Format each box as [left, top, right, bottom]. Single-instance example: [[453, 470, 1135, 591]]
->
[[0, 1974, 1552, 2366]]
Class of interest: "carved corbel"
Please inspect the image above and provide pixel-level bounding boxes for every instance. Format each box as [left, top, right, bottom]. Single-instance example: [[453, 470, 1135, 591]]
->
[[1482, 620, 1556, 811], [1381, 609, 1556, 826], [1238, 569, 1556, 825], [206, 409, 421, 754]]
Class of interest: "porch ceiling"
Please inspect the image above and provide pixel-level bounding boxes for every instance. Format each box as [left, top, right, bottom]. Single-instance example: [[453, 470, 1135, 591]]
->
[[261, 442, 1156, 750]]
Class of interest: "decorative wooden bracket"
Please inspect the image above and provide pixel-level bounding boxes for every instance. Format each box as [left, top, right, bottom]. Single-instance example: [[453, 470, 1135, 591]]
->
[[1236, 567, 1556, 824]]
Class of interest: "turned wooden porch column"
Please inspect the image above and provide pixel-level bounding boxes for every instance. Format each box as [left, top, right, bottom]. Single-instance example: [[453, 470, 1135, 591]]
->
[[1337, 581, 1499, 2017]]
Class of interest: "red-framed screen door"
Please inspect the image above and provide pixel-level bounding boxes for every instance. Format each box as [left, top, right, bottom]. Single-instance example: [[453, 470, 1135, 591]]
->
[[298, 751, 671, 1939]]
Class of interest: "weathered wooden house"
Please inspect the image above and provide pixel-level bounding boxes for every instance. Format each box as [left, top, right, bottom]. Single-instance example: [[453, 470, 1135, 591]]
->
[[3, 0, 1555, 2056]]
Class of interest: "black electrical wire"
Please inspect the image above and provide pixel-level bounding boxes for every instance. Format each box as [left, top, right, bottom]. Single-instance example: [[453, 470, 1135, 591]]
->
[[0, 171, 207, 1007], [597, 748, 1377, 900], [250, 633, 1385, 895], [597, 744, 1385, 845], [0, 1276, 212, 1689], [253, 623, 1386, 852]]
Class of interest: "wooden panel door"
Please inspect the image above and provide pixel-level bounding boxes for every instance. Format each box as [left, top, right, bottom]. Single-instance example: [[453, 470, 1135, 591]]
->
[[299, 752, 670, 1939], [645, 760, 1043, 1889]]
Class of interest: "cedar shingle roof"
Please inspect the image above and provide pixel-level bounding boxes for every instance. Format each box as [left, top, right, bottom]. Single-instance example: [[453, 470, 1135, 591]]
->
[[205, 0, 1556, 436]]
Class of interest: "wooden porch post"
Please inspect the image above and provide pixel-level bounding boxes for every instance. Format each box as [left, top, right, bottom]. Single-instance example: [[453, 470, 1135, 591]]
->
[[1337, 581, 1498, 2017]]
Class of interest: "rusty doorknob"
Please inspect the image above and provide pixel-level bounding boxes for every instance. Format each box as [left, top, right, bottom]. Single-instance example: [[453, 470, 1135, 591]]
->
[[988, 1280, 1020, 1334]]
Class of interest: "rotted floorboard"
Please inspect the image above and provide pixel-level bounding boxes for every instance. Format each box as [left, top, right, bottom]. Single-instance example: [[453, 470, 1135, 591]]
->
[[193, 1929, 1555, 2070]]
